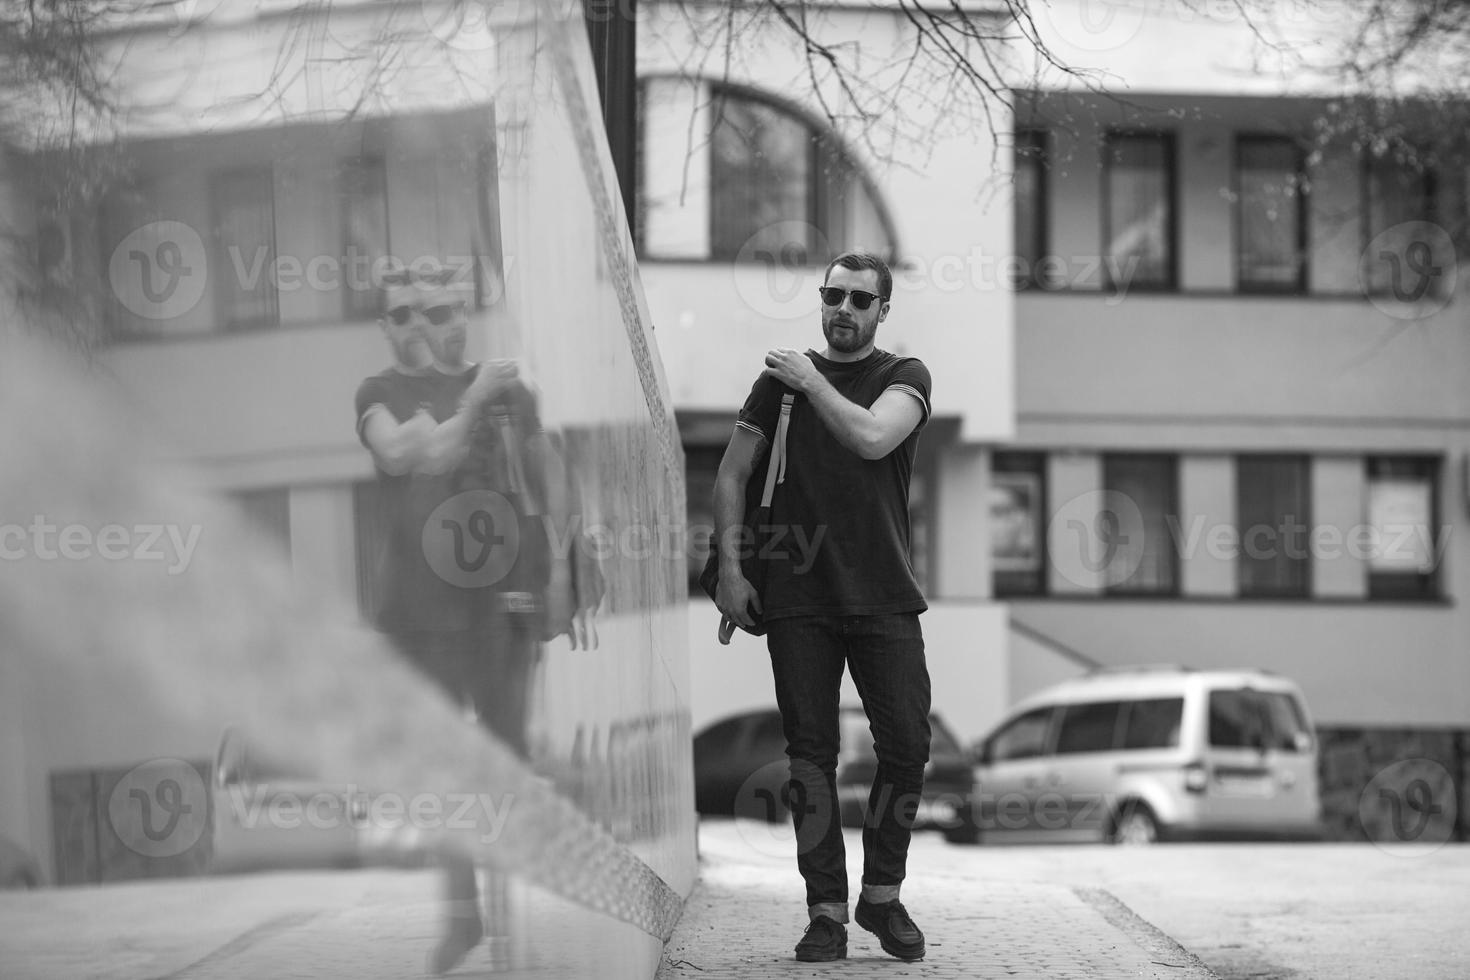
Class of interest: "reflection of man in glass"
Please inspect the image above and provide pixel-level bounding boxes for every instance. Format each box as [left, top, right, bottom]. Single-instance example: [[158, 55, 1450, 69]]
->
[[355, 269, 525, 975]]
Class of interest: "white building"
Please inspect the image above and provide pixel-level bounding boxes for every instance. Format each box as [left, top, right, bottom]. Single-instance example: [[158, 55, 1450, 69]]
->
[[639, 0, 1469, 838]]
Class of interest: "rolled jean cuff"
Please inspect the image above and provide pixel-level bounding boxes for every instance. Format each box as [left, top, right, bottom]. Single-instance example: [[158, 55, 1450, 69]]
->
[[860, 883, 901, 904], [809, 902, 849, 923]]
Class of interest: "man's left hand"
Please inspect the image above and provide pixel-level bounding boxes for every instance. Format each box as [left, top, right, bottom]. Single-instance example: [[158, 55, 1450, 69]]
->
[[764, 348, 820, 392]]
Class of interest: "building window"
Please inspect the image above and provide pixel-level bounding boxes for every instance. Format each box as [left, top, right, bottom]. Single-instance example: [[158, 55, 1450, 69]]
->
[[1103, 131, 1176, 291], [992, 452, 1046, 596], [1236, 455, 1310, 597], [709, 92, 811, 262], [98, 180, 161, 339], [1102, 454, 1178, 595], [637, 78, 897, 265], [1013, 130, 1050, 289], [1366, 456, 1441, 599], [1235, 135, 1307, 293], [211, 168, 279, 330], [340, 157, 390, 321], [1360, 148, 1440, 298], [683, 443, 724, 595]]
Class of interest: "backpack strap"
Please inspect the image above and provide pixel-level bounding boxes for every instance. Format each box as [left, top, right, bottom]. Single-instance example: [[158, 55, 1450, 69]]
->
[[760, 393, 795, 508]]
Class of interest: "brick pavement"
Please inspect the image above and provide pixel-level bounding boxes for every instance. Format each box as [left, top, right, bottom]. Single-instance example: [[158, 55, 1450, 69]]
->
[[657, 820, 1219, 980]]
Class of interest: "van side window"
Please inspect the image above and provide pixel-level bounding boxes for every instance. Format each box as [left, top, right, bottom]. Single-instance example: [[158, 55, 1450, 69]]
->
[[1055, 701, 1124, 754], [1260, 692, 1312, 751], [989, 707, 1053, 761], [1209, 689, 1268, 748], [1121, 697, 1183, 749]]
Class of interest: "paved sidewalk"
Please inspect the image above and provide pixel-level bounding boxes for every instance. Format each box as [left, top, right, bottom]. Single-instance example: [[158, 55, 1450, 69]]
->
[[658, 820, 1219, 980], [0, 869, 664, 980]]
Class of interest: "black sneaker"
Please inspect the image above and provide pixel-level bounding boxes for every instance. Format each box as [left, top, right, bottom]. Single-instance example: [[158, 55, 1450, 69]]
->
[[855, 898, 925, 961], [794, 915, 848, 962]]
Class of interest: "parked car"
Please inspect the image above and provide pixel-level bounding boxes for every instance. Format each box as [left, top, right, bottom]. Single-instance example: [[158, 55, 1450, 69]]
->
[[972, 666, 1323, 844], [692, 707, 979, 844], [209, 728, 429, 873]]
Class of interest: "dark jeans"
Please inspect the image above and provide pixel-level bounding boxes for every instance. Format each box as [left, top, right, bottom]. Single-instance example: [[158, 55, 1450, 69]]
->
[[387, 616, 540, 759], [766, 613, 931, 910]]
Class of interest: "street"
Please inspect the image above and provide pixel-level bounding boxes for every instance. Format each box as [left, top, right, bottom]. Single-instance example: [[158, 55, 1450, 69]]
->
[[675, 818, 1470, 980]]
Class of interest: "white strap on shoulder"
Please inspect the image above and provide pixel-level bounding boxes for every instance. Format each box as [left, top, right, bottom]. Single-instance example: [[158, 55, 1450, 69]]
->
[[759, 394, 795, 508]]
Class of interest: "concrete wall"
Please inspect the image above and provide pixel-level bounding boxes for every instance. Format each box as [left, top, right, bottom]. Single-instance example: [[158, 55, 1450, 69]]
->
[[1007, 599, 1468, 728]]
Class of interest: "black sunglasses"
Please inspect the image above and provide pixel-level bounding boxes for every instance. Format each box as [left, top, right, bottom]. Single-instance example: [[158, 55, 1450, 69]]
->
[[386, 303, 461, 327], [817, 286, 885, 311]]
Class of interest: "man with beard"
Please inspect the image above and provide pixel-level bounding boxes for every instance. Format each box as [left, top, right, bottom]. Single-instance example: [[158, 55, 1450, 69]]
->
[[712, 250, 933, 964]]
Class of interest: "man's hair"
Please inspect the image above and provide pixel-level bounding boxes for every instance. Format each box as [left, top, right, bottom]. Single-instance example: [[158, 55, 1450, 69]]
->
[[824, 250, 893, 301]]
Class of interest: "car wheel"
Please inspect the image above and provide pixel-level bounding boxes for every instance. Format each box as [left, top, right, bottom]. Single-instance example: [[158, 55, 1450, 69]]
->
[[1108, 801, 1159, 845]]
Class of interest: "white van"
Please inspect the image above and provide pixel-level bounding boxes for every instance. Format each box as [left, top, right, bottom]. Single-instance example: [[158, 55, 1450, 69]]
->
[[973, 667, 1322, 844]]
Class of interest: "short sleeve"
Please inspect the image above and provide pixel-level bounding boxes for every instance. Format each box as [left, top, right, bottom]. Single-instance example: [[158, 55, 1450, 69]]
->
[[734, 373, 785, 444], [885, 357, 932, 426], [354, 375, 391, 447]]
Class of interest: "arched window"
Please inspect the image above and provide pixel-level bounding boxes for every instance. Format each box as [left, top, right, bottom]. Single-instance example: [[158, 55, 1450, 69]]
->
[[637, 77, 898, 265]]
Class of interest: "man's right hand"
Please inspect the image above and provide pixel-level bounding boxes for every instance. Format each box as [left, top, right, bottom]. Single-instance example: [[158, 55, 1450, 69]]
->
[[462, 358, 519, 412], [715, 571, 761, 636]]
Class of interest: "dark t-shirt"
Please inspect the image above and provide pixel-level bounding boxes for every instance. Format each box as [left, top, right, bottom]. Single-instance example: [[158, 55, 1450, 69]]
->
[[735, 348, 931, 621], [355, 366, 480, 632]]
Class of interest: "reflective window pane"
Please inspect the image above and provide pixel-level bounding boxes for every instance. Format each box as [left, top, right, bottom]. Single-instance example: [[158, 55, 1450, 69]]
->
[[1237, 136, 1306, 291], [1104, 132, 1174, 290]]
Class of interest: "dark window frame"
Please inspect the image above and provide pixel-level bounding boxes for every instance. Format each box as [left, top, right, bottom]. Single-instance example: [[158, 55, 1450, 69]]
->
[[1013, 128, 1051, 290], [1358, 145, 1440, 299], [338, 155, 391, 323], [992, 450, 1048, 598], [1233, 133, 1310, 295], [209, 166, 280, 331], [1101, 129, 1179, 293], [1101, 452, 1181, 597], [634, 76, 901, 267], [1365, 455, 1443, 600], [1235, 453, 1312, 599]]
